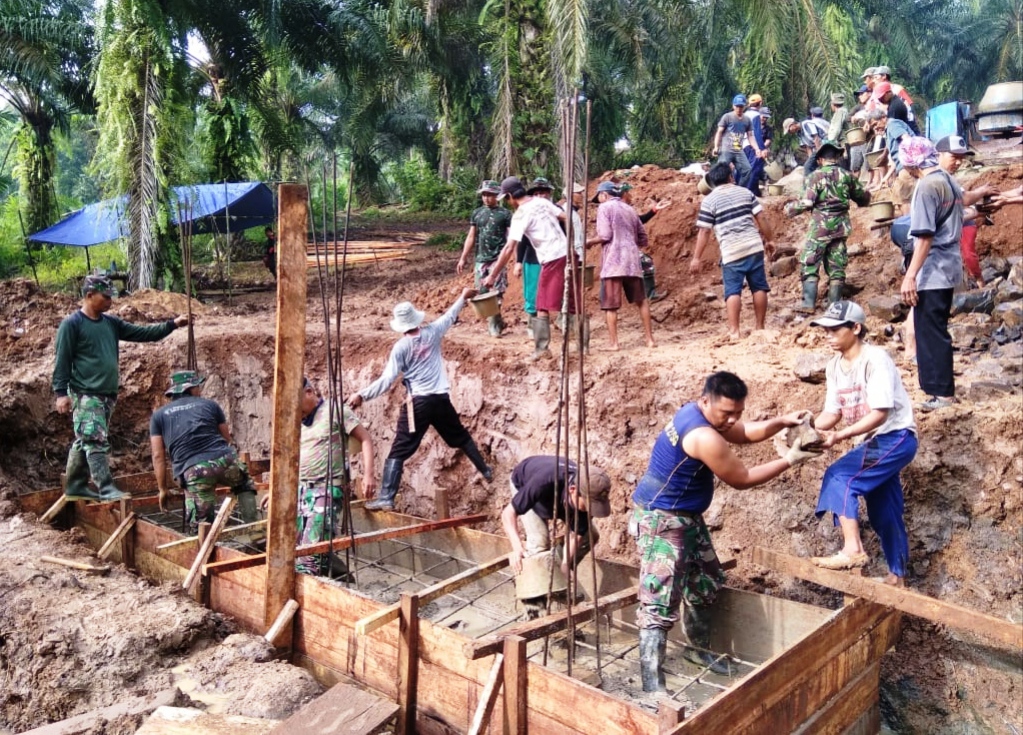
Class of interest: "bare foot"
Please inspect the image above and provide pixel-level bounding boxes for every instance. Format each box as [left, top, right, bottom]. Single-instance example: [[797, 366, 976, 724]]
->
[[646, 339, 657, 348], [727, 331, 741, 342], [606, 343, 621, 351]]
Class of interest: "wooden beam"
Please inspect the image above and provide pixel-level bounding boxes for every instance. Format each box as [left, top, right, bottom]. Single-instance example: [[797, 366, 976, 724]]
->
[[434, 488, 449, 520], [265, 598, 300, 647], [355, 553, 511, 636], [97, 512, 136, 560], [39, 495, 69, 524], [204, 552, 267, 576], [396, 593, 420, 735], [467, 653, 504, 735], [753, 546, 1023, 649], [156, 519, 267, 551], [502, 636, 527, 735], [39, 556, 111, 574], [264, 182, 308, 631], [20, 688, 178, 735], [467, 587, 638, 660], [182, 497, 236, 594], [657, 701, 685, 734]]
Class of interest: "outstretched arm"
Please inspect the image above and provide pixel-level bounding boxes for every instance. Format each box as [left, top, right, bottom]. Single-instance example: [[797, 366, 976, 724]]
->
[[722, 410, 810, 444], [685, 428, 797, 490]]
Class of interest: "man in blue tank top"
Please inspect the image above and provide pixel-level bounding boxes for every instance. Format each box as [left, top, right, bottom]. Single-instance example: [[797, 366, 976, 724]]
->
[[632, 371, 821, 690]]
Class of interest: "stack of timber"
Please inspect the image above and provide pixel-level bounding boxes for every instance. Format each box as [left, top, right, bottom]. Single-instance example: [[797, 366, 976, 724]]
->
[[306, 240, 422, 270]]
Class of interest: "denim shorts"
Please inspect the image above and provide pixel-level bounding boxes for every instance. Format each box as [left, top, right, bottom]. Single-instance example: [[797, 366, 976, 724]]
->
[[721, 251, 770, 298]]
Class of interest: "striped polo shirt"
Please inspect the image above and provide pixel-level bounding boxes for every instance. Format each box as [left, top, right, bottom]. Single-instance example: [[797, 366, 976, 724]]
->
[[696, 184, 765, 265]]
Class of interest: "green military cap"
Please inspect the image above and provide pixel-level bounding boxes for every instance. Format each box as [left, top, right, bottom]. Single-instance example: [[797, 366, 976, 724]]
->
[[165, 370, 207, 396], [477, 180, 501, 195], [82, 275, 114, 296]]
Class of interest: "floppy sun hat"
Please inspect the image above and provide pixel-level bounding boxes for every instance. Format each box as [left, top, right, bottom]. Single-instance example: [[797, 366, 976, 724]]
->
[[390, 301, 426, 333]]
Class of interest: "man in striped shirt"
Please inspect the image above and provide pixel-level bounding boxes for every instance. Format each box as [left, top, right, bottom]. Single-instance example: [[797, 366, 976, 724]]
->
[[690, 163, 775, 340]]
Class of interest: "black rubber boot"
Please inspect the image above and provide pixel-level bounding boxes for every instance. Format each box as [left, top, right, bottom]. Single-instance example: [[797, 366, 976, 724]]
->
[[461, 441, 493, 481], [366, 459, 402, 511], [64, 448, 100, 500], [487, 314, 504, 338], [796, 278, 819, 314], [827, 279, 845, 304], [86, 453, 129, 501], [639, 628, 668, 692], [235, 490, 259, 523], [682, 605, 736, 676], [528, 316, 551, 362]]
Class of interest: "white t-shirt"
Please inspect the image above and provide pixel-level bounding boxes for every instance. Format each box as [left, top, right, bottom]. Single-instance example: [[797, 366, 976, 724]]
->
[[509, 197, 568, 264], [824, 344, 916, 442]]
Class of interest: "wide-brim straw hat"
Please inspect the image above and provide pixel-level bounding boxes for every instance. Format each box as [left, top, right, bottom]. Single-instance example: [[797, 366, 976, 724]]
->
[[390, 301, 426, 333]]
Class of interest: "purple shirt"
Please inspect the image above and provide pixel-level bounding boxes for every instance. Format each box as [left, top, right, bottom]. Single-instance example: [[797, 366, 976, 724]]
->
[[596, 197, 647, 278]]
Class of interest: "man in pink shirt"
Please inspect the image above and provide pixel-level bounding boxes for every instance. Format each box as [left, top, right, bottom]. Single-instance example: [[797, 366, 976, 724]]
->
[[587, 182, 655, 350]]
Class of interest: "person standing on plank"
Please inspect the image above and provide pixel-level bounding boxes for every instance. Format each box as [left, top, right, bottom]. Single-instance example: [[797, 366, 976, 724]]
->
[[347, 288, 492, 511], [53, 275, 189, 502]]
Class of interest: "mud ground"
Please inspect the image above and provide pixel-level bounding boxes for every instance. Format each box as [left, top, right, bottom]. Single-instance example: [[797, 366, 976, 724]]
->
[[1, 158, 1021, 733]]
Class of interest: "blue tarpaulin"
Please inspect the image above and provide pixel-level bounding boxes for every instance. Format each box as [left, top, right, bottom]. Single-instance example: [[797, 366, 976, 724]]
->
[[926, 102, 969, 141], [27, 182, 275, 247]]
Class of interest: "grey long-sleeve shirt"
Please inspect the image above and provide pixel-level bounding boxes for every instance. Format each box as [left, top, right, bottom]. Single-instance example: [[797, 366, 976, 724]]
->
[[358, 296, 466, 401]]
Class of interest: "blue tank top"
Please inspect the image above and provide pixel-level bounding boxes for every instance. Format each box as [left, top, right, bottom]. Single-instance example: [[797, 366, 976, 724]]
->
[[632, 402, 716, 513]]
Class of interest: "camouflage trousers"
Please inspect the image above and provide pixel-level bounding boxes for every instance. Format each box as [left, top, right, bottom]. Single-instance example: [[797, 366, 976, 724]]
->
[[475, 259, 508, 295], [69, 392, 116, 457], [633, 507, 725, 630], [799, 236, 848, 282], [295, 482, 343, 575], [181, 452, 254, 530]]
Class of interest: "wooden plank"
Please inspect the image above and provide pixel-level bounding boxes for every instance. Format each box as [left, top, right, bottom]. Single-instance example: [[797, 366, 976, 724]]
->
[[658, 701, 685, 734], [397, 593, 420, 735], [503, 636, 527, 735], [39, 495, 69, 523], [265, 598, 300, 646], [296, 515, 488, 557], [265, 182, 307, 632], [666, 598, 894, 734], [20, 688, 178, 735], [435, 488, 449, 520], [39, 555, 110, 574], [355, 553, 511, 636], [753, 546, 1023, 649], [268, 681, 399, 735], [204, 553, 266, 576], [468, 654, 504, 735], [157, 520, 267, 551], [97, 512, 136, 560], [467, 588, 638, 660], [792, 661, 880, 735], [135, 707, 279, 734], [182, 497, 236, 593]]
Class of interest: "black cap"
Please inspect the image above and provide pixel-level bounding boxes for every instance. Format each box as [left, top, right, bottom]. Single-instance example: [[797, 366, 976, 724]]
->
[[498, 176, 527, 201]]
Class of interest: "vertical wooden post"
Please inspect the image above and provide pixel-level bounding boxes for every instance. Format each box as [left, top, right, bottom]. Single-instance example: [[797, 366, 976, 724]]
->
[[397, 592, 420, 735], [264, 183, 307, 632], [503, 635, 527, 735], [435, 488, 449, 520], [193, 522, 210, 604], [657, 701, 685, 733], [119, 499, 133, 568]]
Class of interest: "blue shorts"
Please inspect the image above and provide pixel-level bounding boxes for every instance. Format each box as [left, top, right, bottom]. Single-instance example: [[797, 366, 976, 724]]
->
[[721, 252, 770, 299]]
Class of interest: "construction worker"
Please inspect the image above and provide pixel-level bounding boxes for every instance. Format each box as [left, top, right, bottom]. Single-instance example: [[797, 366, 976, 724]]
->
[[785, 140, 871, 313], [712, 94, 763, 186], [150, 371, 259, 531], [53, 275, 189, 502], [347, 288, 492, 511], [262, 227, 277, 279], [618, 183, 669, 302], [632, 371, 819, 689], [457, 180, 512, 338], [296, 377, 375, 576]]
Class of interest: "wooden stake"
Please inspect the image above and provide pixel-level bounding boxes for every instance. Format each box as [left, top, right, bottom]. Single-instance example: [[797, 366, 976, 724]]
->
[[502, 636, 527, 735], [264, 183, 308, 631], [355, 553, 510, 636], [657, 701, 685, 734], [97, 512, 136, 560], [39, 495, 69, 524], [264, 598, 300, 646], [156, 519, 267, 551], [40, 556, 110, 574], [467, 587, 638, 660], [468, 653, 504, 735], [752, 547, 1023, 650], [435, 488, 449, 520], [182, 497, 236, 594], [396, 592, 420, 735], [193, 522, 211, 603]]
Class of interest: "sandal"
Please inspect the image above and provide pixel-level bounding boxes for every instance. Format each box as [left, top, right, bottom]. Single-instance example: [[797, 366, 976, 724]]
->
[[811, 551, 869, 569]]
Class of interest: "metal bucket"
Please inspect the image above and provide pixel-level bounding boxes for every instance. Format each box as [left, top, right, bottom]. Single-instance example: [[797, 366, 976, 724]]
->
[[871, 201, 895, 221], [865, 149, 885, 171], [583, 264, 596, 288], [515, 551, 568, 600], [697, 175, 713, 195], [470, 292, 500, 319], [846, 128, 866, 145], [768, 184, 784, 197]]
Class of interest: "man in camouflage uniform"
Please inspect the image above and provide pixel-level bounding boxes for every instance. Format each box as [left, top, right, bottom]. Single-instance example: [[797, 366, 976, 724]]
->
[[150, 371, 259, 531], [296, 377, 375, 576], [457, 180, 513, 337], [632, 371, 819, 689], [53, 275, 189, 502], [785, 141, 871, 313]]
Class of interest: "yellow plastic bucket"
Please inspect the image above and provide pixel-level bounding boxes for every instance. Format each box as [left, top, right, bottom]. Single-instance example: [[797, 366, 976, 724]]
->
[[470, 292, 500, 318]]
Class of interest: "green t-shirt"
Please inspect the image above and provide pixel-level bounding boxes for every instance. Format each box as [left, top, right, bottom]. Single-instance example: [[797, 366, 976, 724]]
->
[[470, 205, 512, 263], [52, 311, 176, 397]]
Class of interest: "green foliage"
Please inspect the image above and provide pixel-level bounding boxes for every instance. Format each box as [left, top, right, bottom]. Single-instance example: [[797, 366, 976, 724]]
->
[[200, 95, 256, 183], [424, 232, 461, 250], [392, 154, 455, 212]]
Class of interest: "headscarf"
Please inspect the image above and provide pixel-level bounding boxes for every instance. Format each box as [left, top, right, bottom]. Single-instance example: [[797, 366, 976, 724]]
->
[[898, 136, 938, 170]]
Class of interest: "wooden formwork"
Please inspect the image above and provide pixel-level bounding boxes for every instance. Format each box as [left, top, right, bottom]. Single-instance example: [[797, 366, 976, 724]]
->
[[23, 478, 900, 735]]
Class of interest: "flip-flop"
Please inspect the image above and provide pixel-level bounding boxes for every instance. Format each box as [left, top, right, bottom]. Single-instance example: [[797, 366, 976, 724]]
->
[[811, 551, 869, 569]]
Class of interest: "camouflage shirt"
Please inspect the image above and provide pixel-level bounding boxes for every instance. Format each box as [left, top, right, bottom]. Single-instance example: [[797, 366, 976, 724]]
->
[[785, 164, 871, 241], [470, 205, 512, 263]]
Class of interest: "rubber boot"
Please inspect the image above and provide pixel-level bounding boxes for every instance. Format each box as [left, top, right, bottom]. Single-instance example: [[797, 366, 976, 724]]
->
[[827, 279, 845, 304], [682, 605, 736, 676], [86, 452, 129, 501], [64, 448, 100, 500], [235, 490, 259, 523], [527, 316, 551, 362], [526, 314, 536, 340], [460, 441, 493, 481], [365, 459, 402, 511], [796, 278, 819, 314], [643, 272, 666, 302], [487, 314, 504, 338], [638, 628, 668, 693]]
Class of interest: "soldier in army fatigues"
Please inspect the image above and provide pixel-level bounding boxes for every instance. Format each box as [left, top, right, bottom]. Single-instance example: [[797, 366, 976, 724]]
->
[[457, 180, 513, 337], [631, 372, 820, 690], [786, 140, 871, 313]]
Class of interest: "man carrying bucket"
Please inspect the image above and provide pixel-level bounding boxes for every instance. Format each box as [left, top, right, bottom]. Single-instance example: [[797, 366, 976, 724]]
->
[[457, 180, 512, 338]]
